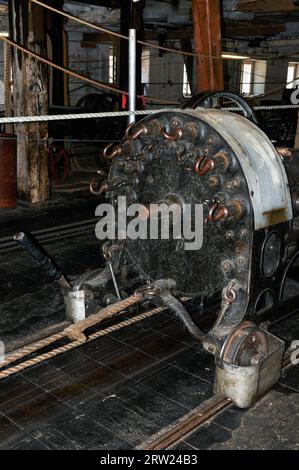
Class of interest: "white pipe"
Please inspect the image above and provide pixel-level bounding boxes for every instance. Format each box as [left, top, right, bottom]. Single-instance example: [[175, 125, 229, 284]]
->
[[128, 28, 137, 126]]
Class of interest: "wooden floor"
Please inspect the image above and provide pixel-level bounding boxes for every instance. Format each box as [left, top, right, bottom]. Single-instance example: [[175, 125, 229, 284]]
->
[[0, 307, 298, 450], [0, 307, 215, 449], [0, 196, 298, 450]]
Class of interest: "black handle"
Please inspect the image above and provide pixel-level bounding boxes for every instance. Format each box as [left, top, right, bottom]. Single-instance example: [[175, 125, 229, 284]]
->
[[14, 232, 66, 283]]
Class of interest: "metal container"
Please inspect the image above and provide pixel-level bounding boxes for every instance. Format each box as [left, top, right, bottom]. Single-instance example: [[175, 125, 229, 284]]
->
[[214, 330, 286, 408], [0, 135, 17, 209], [64, 290, 86, 323]]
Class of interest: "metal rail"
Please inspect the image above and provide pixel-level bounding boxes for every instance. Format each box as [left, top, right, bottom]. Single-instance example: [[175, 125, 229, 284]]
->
[[137, 346, 299, 450]]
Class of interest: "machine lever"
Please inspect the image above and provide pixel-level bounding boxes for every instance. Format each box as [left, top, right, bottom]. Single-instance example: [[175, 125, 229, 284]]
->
[[14, 232, 71, 290]]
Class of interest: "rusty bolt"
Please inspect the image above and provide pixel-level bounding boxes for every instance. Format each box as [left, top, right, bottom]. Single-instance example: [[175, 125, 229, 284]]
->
[[227, 199, 245, 220], [207, 135, 217, 146], [214, 152, 230, 172], [184, 122, 198, 141], [222, 260, 233, 273], [225, 230, 235, 240], [232, 178, 241, 188], [208, 176, 220, 189], [170, 117, 181, 128]]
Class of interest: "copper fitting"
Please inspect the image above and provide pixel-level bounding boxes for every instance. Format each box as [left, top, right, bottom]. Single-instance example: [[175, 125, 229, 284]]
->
[[206, 203, 229, 224], [125, 124, 148, 141], [103, 143, 122, 160], [195, 157, 215, 176], [161, 127, 183, 141]]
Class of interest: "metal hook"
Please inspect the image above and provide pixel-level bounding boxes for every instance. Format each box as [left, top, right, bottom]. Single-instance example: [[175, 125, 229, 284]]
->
[[125, 124, 148, 141], [206, 202, 228, 224], [223, 281, 237, 304], [103, 143, 122, 160], [195, 157, 215, 176], [161, 127, 183, 141]]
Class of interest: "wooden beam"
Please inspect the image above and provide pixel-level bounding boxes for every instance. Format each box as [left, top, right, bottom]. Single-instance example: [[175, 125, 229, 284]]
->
[[225, 22, 285, 37], [192, 0, 223, 92], [82, 29, 194, 46], [9, 0, 50, 203], [236, 0, 299, 13], [71, 0, 121, 7]]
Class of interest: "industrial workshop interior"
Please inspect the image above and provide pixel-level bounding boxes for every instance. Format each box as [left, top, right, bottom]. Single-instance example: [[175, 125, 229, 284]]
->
[[0, 0, 298, 455]]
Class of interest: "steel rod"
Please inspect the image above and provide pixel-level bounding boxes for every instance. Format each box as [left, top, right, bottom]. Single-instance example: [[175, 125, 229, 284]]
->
[[128, 28, 137, 126]]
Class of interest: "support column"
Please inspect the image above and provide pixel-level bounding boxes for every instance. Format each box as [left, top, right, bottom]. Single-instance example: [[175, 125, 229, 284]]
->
[[9, 0, 50, 203], [119, 0, 144, 104], [192, 0, 224, 92]]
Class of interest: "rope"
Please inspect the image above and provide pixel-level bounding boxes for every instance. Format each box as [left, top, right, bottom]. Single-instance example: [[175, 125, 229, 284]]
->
[[212, 104, 299, 111], [64, 294, 143, 340], [0, 302, 168, 381], [0, 336, 87, 380], [0, 294, 141, 368], [0, 108, 180, 124], [0, 104, 298, 125], [2, 37, 179, 106]]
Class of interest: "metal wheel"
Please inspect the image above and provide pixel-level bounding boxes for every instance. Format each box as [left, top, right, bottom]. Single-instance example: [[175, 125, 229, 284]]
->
[[182, 90, 260, 126], [220, 321, 269, 367]]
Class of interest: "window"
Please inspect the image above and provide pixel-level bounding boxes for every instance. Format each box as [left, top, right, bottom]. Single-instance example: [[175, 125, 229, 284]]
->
[[183, 64, 191, 98], [109, 52, 116, 84], [142, 50, 150, 96], [241, 61, 253, 95], [240, 60, 267, 96], [287, 62, 299, 88]]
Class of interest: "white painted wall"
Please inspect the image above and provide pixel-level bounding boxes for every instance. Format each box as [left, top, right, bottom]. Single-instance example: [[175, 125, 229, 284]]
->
[[147, 44, 186, 102]]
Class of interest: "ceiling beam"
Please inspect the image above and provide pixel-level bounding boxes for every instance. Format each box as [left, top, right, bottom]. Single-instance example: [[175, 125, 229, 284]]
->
[[82, 29, 194, 46], [236, 0, 299, 13], [225, 22, 285, 37], [81, 20, 284, 46], [70, 0, 121, 7]]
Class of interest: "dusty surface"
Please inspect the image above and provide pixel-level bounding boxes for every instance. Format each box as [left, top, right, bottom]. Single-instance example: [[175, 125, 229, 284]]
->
[[210, 390, 299, 450]]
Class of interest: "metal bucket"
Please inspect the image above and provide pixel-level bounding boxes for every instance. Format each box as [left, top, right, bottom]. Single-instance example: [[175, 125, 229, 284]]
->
[[0, 135, 17, 209]]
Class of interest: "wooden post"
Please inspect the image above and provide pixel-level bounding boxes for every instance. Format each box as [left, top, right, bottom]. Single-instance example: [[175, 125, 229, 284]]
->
[[192, 0, 224, 92], [4, 41, 13, 135], [9, 0, 50, 204]]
